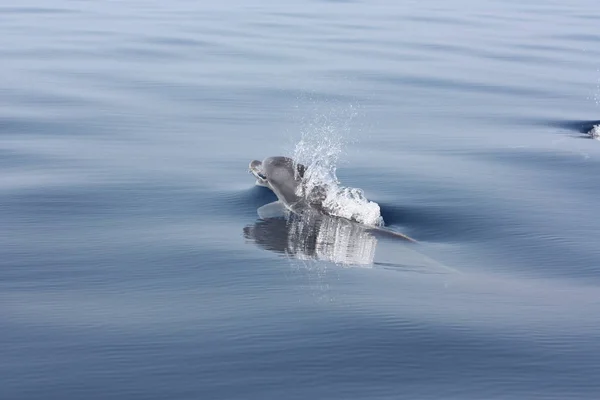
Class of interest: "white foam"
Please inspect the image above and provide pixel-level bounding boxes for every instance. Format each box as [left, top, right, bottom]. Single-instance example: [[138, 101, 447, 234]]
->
[[322, 186, 384, 226], [291, 106, 384, 227], [589, 125, 600, 139]]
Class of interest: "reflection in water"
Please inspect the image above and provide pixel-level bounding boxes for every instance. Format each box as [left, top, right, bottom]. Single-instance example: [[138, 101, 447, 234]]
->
[[244, 213, 378, 266]]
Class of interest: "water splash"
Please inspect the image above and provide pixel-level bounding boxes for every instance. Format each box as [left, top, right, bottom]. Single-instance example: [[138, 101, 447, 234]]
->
[[291, 104, 384, 227]]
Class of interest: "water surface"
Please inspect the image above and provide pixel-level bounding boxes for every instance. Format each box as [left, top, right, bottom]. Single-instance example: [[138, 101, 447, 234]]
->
[[2, 1, 600, 399]]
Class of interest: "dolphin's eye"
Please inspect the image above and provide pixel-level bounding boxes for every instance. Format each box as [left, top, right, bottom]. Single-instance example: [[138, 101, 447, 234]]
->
[[257, 172, 267, 180]]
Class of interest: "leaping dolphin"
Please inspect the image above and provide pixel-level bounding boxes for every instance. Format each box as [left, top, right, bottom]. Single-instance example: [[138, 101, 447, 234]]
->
[[249, 156, 416, 242]]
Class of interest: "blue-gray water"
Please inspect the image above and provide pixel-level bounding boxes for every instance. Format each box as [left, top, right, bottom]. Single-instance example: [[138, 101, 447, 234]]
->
[[2, 1, 600, 399]]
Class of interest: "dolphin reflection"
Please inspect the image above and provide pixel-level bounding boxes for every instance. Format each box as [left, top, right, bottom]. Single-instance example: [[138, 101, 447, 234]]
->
[[244, 212, 378, 265], [243, 212, 456, 273]]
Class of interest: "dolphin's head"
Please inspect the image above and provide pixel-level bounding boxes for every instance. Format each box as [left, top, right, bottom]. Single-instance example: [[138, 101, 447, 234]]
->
[[249, 159, 269, 187], [249, 156, 307, 209]]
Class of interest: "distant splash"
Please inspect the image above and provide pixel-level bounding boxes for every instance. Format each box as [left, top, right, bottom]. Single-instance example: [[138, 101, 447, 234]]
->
[[589, 124, 600, 140], [547, 119, 600, 139], [291, 104, 384, 227]]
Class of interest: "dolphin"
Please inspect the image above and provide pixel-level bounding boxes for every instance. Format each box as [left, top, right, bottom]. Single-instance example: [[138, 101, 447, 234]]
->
[[249, 156, 416, 242]]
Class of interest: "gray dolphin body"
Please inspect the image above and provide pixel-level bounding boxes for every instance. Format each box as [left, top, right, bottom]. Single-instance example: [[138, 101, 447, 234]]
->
[[249, 156, 416, 243], [249, 157, 305, 210]]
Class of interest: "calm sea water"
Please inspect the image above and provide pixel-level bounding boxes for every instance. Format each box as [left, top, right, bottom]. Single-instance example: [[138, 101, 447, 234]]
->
[[2, 1, 600, 399]]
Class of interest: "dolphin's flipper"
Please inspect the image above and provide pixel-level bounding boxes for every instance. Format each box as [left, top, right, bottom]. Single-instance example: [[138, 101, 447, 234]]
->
[[257, 201, 287, 219]]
